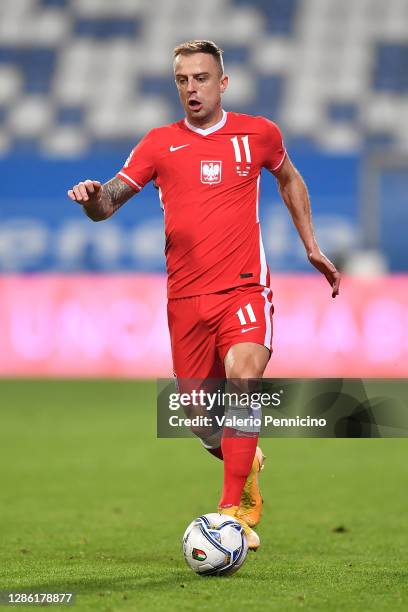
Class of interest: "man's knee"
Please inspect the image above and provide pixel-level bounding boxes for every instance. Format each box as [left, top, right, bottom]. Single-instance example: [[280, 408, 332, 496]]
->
[[227, 365, 263, 379], [224, 343, 269, 380], [227, 355, 265, 380]]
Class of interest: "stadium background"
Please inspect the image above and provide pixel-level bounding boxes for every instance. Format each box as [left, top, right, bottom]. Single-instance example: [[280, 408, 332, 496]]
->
[[0, 0, 407, 378]]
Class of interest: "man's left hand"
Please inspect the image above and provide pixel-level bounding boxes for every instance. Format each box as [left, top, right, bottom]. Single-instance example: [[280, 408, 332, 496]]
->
[[308, 247, 341, 298]]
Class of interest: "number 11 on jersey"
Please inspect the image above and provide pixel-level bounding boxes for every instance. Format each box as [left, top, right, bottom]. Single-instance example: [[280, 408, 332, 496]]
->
[[230, 136, 251, 163], [231, 136, 252, 177]]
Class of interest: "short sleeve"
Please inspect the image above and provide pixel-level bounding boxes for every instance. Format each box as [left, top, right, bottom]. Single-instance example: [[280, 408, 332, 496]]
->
[[117, 129, 157, 191], [259, 118, 286, 174]]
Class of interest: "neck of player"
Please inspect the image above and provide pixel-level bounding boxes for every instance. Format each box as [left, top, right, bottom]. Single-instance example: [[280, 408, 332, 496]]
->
[[186, 106, 224, 130]]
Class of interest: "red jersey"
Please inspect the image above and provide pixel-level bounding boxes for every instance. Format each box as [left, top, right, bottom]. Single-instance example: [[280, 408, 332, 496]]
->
[[117, 111, 286, 298]]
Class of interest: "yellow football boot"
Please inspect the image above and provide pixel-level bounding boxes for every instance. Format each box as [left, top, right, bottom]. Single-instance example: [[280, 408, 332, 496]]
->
[[237, 446, 265, 527], [217, 505, 260, 551]]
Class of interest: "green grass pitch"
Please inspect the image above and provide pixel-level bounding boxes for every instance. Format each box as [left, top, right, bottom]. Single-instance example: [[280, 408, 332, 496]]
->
[[0, 380, 407, 611]]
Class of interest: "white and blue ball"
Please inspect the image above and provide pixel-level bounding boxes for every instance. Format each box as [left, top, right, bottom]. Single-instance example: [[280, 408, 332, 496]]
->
[[182, 513, 248, 576]]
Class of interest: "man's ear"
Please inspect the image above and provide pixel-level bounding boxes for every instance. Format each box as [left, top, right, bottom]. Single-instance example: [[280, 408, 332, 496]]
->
[[220, 74, 229, 94]]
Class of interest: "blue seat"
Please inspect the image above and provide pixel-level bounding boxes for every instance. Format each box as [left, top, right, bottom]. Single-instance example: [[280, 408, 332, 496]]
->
[[74, 18, 140, 39], [373, 44, 408, 93], [232, 0, 298, 34]]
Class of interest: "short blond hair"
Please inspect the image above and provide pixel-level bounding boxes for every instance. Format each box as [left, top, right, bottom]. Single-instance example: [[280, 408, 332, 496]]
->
[[173, 39, 224, 75]]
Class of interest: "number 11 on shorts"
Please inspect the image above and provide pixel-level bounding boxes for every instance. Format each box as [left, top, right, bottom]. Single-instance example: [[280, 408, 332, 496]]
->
[[236, 303, 256, 326]]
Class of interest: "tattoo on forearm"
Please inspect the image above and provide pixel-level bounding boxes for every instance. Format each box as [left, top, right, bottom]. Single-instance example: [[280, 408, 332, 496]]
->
[[102, 177, 137, 213]]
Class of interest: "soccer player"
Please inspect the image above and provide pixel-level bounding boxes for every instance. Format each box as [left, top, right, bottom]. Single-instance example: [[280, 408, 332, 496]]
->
[[68, 40, 340, 550]]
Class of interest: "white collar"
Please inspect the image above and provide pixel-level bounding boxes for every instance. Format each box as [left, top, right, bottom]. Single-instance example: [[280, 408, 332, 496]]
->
[[184, 109, 227, 136]]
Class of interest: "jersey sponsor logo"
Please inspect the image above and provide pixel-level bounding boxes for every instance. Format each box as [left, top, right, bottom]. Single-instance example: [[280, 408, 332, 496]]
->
[[241, 326, 260, 333], [170, 144, 190, 152], [201, 161, 222, 184]]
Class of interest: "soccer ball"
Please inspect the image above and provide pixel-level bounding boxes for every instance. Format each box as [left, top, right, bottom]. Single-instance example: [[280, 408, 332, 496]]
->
[[182, 513, 248, 576]]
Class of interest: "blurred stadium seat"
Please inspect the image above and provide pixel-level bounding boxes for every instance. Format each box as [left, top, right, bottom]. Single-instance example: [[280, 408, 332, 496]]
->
[[0, 0, 407, 154]]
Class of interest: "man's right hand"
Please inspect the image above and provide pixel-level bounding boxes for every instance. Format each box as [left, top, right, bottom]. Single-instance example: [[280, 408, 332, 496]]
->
[[67, 176, 136, 221], [67, 180, 102, 205]]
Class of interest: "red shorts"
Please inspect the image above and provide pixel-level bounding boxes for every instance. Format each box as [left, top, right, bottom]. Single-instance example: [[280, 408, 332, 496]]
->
[[167, 284, 274, 378]]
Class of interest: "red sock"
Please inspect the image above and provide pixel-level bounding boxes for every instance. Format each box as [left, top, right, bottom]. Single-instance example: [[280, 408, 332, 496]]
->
[[219, 427, 258, 508], [206, 446, 223, 460]]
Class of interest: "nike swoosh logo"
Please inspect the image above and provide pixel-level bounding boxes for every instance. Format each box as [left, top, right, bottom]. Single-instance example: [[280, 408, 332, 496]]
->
[[170, 144, 190, 152], [241, 326, 260, 333]]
